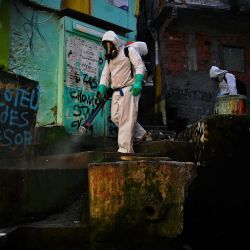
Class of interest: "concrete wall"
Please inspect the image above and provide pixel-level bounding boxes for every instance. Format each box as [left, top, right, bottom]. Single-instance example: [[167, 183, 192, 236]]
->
[[91, 0, 137, 40], [8, 1, 60, 126], [63, 18, 113, 135], [0, 71, 39, 158], [163, 12, 250, 127], [5, 0, 138, 136]]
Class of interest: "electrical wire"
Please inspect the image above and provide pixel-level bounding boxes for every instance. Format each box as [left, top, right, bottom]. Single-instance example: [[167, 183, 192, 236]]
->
[[36, 12, 56, 24], [12, 0, 55, 56]]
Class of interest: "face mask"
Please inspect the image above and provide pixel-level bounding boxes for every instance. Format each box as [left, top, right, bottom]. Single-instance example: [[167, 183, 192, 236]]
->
[[103, 41, 118, 60]]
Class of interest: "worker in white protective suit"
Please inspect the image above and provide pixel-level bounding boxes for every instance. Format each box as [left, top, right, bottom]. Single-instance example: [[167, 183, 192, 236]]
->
[[209, 66, 238, 96], [97, 30, 150, 153]]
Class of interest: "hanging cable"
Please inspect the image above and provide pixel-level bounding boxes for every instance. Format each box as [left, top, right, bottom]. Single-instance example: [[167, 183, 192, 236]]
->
[[12, 0, 55, 56]]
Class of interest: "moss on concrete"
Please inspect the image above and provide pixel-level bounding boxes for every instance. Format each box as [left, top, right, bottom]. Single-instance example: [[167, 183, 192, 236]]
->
[[88, 160, 196, 239]]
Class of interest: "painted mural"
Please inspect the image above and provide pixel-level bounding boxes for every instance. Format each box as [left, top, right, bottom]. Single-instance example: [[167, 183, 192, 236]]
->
[[0, 70, 39, 158], [64, 33, 114, 136]]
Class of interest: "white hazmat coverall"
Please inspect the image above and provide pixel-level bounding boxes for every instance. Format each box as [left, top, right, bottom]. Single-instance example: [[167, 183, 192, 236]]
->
[[209, 66, 238, 96], [99, 31, 146, 153]]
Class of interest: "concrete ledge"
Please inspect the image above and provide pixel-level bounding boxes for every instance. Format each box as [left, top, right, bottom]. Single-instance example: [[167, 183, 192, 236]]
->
[[134, 140, 195, 162], [0, 151, 105, 227], [178, 114, 250, 165], [88, 160, 196, 238]]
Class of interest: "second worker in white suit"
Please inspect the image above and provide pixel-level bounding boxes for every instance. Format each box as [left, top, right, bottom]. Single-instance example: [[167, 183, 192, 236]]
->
[[97, 30, 149, 153]]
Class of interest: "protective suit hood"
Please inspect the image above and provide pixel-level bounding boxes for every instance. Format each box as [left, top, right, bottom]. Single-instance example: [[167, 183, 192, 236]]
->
[[209, 66, 228, 79], [102, 31, 123, 51]]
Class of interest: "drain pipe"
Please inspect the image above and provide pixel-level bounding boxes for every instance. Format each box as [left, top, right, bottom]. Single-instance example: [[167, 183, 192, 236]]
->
[[148, 7, 177, 126]]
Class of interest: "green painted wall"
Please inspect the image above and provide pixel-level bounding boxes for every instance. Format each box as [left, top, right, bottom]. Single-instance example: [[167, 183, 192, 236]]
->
[[91, 0, 137, 40], [6, 0, 138, 135], [0, 0, 10, 69], [63, 18, 116, 136], [8, 1, 60, 126]]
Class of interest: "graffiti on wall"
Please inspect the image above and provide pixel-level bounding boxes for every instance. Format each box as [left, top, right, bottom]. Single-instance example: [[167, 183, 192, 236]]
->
[[64, 33, 116, 136], [168, 87, 213, 103], [66, 34, 104, 91], [166, 83, 215, 124], [66, 88, 99, 130], [0, 70, 39, 157], [64, 86, 116, 136]]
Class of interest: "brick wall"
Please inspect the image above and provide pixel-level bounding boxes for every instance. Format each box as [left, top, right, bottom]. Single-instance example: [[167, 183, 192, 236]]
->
[[163, 14, 250, 128]]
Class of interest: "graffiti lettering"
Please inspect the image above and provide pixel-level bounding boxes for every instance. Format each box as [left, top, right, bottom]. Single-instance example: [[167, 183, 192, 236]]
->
[[70, 90, 98, 107], [66, 89, 100, 130], [0, 71, 39, 157], [71, 118, 84, 129], [0, 88, 38, 111], [82, 73, 98, 89], [169, 87, 213, 102], [66, 35, 104, 90], [73, 105, 90, 117], [0, 106, 29, 128], [0, 129, 32, 148]]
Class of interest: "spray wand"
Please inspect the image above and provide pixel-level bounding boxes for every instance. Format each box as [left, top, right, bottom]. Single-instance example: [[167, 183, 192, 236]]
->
[[79, 88, 113, 134]]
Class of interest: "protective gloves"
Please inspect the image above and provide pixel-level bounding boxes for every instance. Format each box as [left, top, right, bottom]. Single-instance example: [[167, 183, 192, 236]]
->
[[130, 74, 144, 96], [97, 84, 107, 101]]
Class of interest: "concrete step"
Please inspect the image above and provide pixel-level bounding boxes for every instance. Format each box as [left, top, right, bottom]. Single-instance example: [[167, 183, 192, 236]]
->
[[0, 151, 178, 228], [1, 159, 196, 250], [134, 139, 195, 162], [4, 221, 183, 250], [0, 151, 103, 228], [10, 197, 90, 250]]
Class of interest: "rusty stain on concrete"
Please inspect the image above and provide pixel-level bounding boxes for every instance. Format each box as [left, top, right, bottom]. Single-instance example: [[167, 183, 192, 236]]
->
[[88, 160, 196, 238]]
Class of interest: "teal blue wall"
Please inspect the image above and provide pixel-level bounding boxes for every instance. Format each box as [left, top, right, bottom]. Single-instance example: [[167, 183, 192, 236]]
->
[[7, 0, 137, 132], [29, 0, 137, 41], [9, 1, 60, 126], [63, 18, 118, 136], [91, 0, 137, 40]]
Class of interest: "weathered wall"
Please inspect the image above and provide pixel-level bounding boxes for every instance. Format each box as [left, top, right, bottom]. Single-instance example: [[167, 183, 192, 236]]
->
[[62, 18, 119, 136], [88, 160, 196, 238], [91, 0, 137, 40], [0, 71, 39, 158], [64, 30, 104, 134], [7, 0, 137, 131], [8, 1, 60, 126], [163, 12, 250, 126]]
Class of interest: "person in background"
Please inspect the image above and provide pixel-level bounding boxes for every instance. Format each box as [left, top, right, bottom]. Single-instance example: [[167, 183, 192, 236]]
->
[[209, 66, 238, 96], [97, 30, 151, 153]]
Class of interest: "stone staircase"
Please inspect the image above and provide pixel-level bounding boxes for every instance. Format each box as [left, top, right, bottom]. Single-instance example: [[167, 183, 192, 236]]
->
[[0, 129, 196, 250], [2, 115, 250, 249]]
